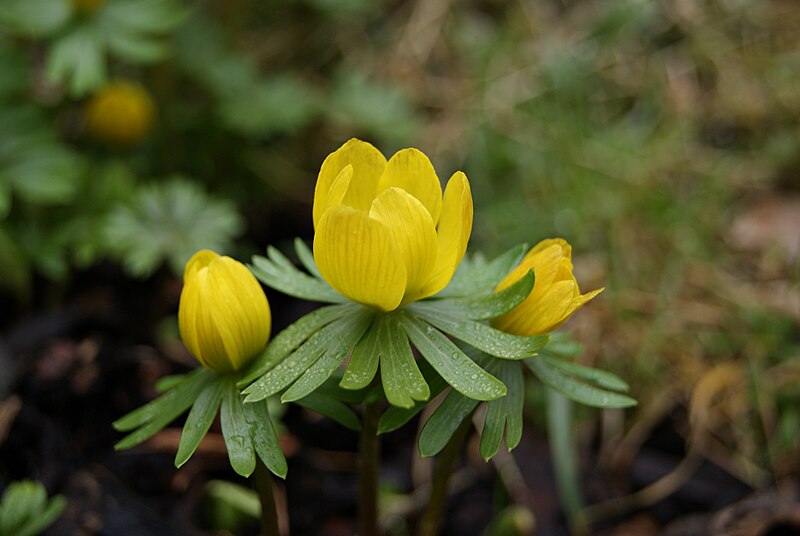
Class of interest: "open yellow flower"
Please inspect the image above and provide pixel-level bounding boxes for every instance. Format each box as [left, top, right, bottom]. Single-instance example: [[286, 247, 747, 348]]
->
[[85, 81, 155, 147], [178, 250, 271, 373], [313, 139, 473, 311], [492, 239, 603, 336]]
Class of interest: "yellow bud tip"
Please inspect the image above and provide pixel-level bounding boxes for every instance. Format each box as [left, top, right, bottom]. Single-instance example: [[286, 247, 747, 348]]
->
[[85, 80, 155, 148], [178, 250, 271, 373], [492, 239, 603, 336]]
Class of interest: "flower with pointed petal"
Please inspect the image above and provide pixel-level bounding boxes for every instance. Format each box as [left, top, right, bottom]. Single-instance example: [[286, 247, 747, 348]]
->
[[178, 250, 271, 372], [313, 139, 473, 311], [492, 239, 603, 336]]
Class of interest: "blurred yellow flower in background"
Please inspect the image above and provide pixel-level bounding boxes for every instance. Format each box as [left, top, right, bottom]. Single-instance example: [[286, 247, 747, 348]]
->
[[493, 239, 603, 336], [178, 250, 271, 373], [85, 81, 155, 147], [313, 139, 473, 311]]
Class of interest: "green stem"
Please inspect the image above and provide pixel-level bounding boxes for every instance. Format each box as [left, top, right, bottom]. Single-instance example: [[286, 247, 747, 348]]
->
[[253, 458, 280, 536], [419, 416, 472, 536], [546, 388, 588, 535], [358, 401, 381, 536]]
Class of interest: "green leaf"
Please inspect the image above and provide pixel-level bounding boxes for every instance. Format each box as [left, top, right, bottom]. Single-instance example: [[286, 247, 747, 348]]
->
[[46, 26, 107, 97], [418, 390, 479, 457], [281, 309, 373, 402], [400, 313, 506, 401], [250, 247, 343, 303], [242, 308, 366, 402], [0, 481, 42, 534], [295, 392, 361, 431], [294, 238, 322, 279], [378, 360, 447, 434], [113, 368, 210, 431], [480, 360, 524, 460], [439, 244, 528, 298], [104, 178, 244, 278], [105, 31, 170, 63], [380, 315, 429, 408], [0, 0, 69, 36], [239, 303, 355, 386], [175, 379, 225, 468], [541, 356, 629, 392], [543, 333, 584, 357], [525, 358, 637, 408], [428, 270, 534, 320], [154, 373, 188, 393], [411, 306, 549, 360], [245, 400, 288, 479], [220, 378, 257, 477], [16, 495, 66, 536], [340, 316, 380, 390]]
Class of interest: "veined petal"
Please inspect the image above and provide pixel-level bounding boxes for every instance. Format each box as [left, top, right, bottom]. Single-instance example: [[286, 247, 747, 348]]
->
[[376, 148, 442, 223], [416, 171, 473, 299], [497, 242, 569, 293], [494, 280, 576, 336], [179, 266, 229, 370], [369, 187, 438, 303], [313, 139, 386, 227], [528, 238, 572, 259], [205, 257, 271, 371], [314, 205, 407, 311]]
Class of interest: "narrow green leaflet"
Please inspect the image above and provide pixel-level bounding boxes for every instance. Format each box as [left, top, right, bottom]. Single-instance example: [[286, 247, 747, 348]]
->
[[175, 379, 225, 468], [295, 392, 361, 431], [525, 358, 636, 408], [340, 316, 380, 390], [294, 238, 322, 279], [220, 378, 256, 477], [46, 26, 106, 97], [154, 373, 188, 393], [438, 244, 528, 298], [428, 270, 534, 320], [114, 369, 215, 450], [245, 400, 288, 479], [480, 360, 524, 460], [317, 372, 371, 405], [250, 247, 343, 303], [380, 314, 429, 408], [411, 307, 549, 360], [281, 309, 373, 402], [16, 495, 66, 536], [239, 303, 355, 386], [418, 390, 479, 457], [543, 333, 584, 357], [378, 360, 447, 434], [541, 356, 629, 392], [400, 313, 506, 401]]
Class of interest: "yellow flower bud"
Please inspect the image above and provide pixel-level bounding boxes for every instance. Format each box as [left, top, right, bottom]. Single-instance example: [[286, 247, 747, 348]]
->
[[492, 239, 603, 336], [71, 0, 106, 15], [85, 81, 155, 148], [178, 250, 271, 373], [312, 139, 473, 311]]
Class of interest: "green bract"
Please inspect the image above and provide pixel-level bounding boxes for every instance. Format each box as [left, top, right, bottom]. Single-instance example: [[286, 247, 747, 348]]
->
[[0, 480, 66, 536]]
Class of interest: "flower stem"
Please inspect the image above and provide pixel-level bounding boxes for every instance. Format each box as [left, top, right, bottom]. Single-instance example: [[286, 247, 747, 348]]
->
[[358, 400, 382, 536], [418, 417, 472, 536], [253, 458, 280, 536]]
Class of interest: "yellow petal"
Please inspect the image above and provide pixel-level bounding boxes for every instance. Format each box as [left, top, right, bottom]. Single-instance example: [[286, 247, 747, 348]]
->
[[179, 250, 271, 372], [313, 139, 386, 227], [204, 256, 271, 371], [416, 171, 473, 298], [314, 205, 407, 311], [528, 238, 571, 259], [369, 187, 438, 303], [376, 148, 442, 223], [494, 280, 576, 336]]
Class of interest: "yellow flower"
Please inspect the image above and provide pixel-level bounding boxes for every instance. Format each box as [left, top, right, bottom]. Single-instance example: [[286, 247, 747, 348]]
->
[[178, 250, 271, 373], [312, 139, 473, 312], [85, 81, 155, 147], [492, 239, 603, 336], [71, 0, 105, 15]]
